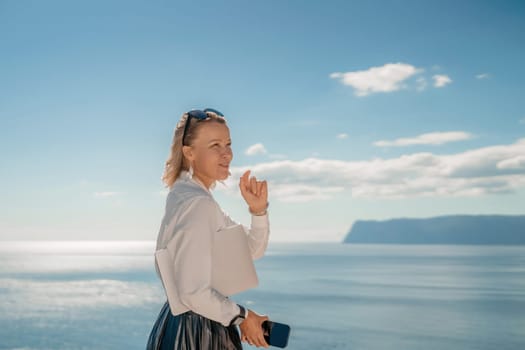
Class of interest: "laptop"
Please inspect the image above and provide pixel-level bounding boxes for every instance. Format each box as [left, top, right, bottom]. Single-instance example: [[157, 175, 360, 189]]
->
[[211, 224, 259, 296], [155, 224, 259, 314]]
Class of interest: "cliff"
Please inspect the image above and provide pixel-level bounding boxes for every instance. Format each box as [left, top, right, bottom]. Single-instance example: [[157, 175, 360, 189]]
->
[[343, 215, 525, 244]]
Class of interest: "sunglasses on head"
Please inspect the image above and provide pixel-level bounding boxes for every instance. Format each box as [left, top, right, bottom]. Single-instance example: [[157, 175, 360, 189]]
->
[[182, 108, 224, 146]]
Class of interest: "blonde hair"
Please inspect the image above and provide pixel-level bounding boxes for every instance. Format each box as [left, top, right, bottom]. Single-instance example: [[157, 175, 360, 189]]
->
[[161, 111, 227, 188]]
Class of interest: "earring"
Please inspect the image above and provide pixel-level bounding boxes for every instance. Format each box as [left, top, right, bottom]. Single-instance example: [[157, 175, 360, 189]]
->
[[188, 164, 194, 178]]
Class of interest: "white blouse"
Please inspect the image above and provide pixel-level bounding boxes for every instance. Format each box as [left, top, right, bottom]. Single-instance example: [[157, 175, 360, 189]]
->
[[155, 172, 270, 326]]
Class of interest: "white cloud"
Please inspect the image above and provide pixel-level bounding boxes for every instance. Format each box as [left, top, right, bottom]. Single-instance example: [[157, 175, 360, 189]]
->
[[433, 74, 452, 87], [93, 191, 121, 197], [374, 131, 473, 147], [337, 133, 348, 139], [270, 184, 345, 202], [497, 156, 525, 170], [245, 143, 267, 156], [220, 138, 525, 201], [330, 63, 421, 96], [476, 73, 490, 79]]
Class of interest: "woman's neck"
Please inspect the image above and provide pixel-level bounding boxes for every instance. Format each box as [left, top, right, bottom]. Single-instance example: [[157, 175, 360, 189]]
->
[[191, 173, 213, 190]]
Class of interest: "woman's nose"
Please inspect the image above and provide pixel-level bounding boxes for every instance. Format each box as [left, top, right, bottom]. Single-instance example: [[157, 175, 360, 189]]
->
[[221, 147, 233, 159]]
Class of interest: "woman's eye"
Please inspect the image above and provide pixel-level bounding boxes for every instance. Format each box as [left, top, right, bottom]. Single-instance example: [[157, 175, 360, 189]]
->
[[210, 142, 231, 149]]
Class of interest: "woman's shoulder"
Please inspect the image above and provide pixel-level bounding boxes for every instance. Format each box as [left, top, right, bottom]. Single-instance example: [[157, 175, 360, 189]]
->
[[166, 182, 217, 212]]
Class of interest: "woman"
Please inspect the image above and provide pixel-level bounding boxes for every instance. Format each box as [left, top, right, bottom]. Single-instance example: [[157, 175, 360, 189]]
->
[[147, 108, 270, 349]]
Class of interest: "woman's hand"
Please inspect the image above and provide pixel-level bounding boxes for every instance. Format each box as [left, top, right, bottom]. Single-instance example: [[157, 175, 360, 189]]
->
[[239, 309, 269, 348], [239, 170, 268, 214]]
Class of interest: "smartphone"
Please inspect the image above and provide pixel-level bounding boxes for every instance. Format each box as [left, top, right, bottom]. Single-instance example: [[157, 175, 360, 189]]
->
[[262, 320, 291, 348]]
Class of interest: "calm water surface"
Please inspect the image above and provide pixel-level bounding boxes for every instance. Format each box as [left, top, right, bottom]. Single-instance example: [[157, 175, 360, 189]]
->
[[0, 241, 524, 350]]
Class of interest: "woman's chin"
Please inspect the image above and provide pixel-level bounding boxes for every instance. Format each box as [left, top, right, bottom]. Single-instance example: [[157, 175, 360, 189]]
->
[[217, 170, 230, 180]]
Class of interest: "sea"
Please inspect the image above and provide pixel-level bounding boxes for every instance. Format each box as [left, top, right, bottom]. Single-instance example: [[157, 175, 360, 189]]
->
[[0, 241, 524, 350]]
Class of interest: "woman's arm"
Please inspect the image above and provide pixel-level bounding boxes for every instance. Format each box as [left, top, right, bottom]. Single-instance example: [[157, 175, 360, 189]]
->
[[223, 212, 269, 260], [236, 170, 270, 259]]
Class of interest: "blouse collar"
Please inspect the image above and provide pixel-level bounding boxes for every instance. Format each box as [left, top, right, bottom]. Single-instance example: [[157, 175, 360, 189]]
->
[[178, 170, 215, 192]]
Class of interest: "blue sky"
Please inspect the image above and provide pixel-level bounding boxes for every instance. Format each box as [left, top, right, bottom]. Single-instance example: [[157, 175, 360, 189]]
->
[[1, 0, 524, 242]]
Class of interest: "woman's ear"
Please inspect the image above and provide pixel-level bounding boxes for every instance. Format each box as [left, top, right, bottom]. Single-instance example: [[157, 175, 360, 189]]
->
[[182, 145, 194, 162]]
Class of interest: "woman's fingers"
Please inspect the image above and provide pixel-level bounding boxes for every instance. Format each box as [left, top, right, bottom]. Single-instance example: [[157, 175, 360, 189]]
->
[[260, 181, 267, 198], [253, 333, 269, 348], [244, 176, 262, 196], [246, 337, 264, 348], [239, 171, 253, 198], [240, 171, 250, 188], [240, 171, 259, 194], [239, 171, 269, 214]]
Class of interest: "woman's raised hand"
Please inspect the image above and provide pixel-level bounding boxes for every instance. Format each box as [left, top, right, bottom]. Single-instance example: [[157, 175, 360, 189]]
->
[[239, 170, 268, 214]]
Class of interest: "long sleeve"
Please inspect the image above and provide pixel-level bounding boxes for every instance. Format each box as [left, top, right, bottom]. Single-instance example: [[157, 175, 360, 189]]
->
[[170, 196, 240, 326], [223, 211, 270, 260]]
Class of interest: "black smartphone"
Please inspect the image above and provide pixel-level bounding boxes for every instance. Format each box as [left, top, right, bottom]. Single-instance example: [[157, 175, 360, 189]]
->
[[262, 320, 290, 348]]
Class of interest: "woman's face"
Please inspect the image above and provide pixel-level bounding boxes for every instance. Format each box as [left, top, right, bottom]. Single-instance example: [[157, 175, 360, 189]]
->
[[184, 121, 233, 188]]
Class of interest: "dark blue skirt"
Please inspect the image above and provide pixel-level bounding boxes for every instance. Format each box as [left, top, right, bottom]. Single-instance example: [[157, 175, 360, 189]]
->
[[146, 302, 243, 350]]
